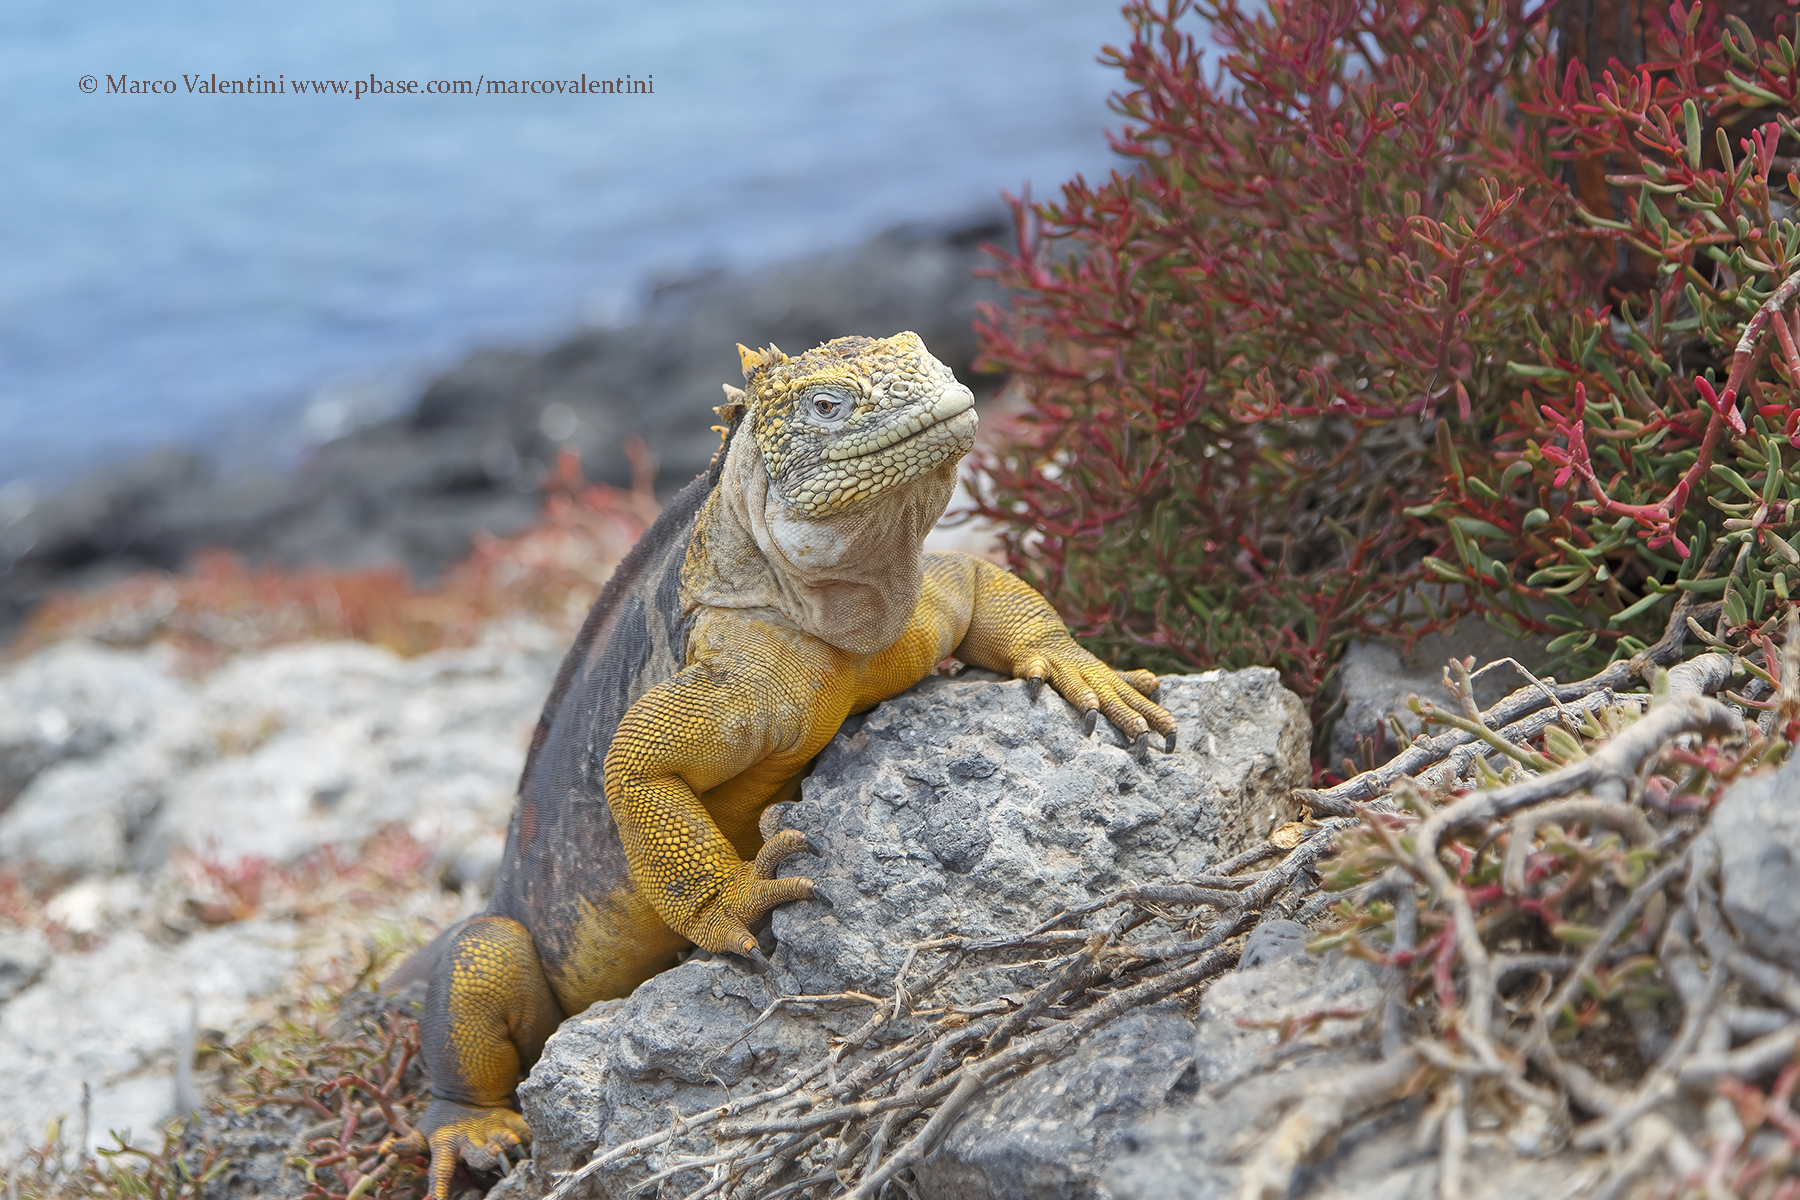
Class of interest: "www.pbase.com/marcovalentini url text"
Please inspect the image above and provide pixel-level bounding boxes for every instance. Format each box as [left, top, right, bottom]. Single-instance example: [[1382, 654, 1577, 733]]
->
[[92, 73, 652, 98]]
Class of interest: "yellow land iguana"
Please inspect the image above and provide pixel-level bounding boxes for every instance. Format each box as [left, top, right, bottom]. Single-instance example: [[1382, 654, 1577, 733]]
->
[[389, 332, 1177, 1196]]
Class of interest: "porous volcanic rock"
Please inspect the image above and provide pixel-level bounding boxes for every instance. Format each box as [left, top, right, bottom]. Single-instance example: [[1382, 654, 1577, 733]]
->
[[0, 921, 300, 1161], [515, 668, 1310, 1199], [1104, 859, 1582, 1200], [909, 1000, 1198, 1200], [0, 641, 194, 814], [1103, 946, 1579, 1200], [0, 626, 562, 884], [1104, 948, 1386, 1200]]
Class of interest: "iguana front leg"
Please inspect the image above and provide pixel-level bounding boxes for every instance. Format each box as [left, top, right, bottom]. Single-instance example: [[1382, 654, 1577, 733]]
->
[[932, 553, 1178, 758], [604, 562, 1174, 959], [603, 653, 830, 958]]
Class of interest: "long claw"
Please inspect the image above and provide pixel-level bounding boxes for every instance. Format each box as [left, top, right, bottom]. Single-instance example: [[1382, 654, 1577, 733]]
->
[[1027, 675, 1044, 701], [752, 829, 815, 879], [742, 943, 772, 974], [810, 885, 834, 911], [1009, 641, 1174, 760]]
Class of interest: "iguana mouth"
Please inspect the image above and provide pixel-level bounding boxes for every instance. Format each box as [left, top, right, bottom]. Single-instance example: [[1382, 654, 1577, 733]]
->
[[823, 389, 976, 462]]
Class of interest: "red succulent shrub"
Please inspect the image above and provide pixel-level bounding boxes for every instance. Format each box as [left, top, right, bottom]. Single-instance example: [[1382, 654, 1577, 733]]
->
[[974, 0, 1800, 705]]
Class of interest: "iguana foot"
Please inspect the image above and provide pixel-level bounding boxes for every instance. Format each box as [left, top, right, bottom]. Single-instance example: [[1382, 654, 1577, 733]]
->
[[423, 1101, 530, 1199], [1018, 649, 1178, 754], [694, 830, 819, 961]]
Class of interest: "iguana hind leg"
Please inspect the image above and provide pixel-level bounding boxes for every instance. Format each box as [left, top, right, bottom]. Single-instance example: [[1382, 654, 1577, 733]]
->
[[419, 916, 562, 1199]]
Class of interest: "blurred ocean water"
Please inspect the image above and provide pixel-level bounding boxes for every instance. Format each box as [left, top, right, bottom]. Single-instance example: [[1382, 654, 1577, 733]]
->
[[0, 0, 1134, 491]]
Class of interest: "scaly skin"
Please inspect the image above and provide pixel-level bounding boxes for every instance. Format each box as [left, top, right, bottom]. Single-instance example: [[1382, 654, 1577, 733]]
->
[[400, 333, 1176, 1196]]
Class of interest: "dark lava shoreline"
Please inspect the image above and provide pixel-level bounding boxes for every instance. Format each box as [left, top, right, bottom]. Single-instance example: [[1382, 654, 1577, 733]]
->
[[0, 211, 1012, 642]]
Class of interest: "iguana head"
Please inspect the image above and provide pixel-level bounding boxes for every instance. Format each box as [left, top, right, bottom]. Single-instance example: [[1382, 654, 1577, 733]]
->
[[689, 331, 978, 654], [724, 331, 977, 518]]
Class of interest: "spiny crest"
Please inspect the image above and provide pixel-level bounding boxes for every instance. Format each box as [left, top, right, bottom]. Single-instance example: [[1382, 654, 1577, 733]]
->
[[709, 383, 749, 474], [715, 383, 747, 425], [736, 343, 788, 382]]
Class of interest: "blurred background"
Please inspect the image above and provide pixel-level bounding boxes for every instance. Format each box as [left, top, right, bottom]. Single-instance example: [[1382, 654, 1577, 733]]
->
[[0, 0, 1142, 632], [3, 0, 1126, 486]]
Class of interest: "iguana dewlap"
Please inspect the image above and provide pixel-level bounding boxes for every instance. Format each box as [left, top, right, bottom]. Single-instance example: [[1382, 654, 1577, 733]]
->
[[394, 332, 1177, 1195]]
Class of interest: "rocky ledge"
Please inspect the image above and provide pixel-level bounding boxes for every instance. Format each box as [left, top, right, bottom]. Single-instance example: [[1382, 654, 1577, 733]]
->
[[503, 667, 1310, 1200], [0, 621, 1317, 1193]]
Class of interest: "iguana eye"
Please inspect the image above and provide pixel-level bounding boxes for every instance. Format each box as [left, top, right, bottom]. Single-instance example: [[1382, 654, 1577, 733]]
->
[[808, 391, 851, 422]]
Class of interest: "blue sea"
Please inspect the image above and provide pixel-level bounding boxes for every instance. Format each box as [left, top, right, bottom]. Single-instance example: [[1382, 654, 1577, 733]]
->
[[0, 0, 1140, 495]]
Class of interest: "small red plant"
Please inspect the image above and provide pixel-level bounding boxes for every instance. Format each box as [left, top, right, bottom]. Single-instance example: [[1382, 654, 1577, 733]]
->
[[171, 824, 440, 928], [17, 446, 657, 665]]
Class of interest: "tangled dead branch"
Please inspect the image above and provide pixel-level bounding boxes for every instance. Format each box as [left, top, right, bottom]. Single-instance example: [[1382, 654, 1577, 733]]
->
[[541, 871, 1296, 1200], [1297, 596, 1726, 815], [1287, 610, 1800, 1200]]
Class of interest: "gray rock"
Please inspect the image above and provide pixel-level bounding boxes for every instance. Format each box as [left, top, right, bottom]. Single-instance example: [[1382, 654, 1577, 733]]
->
[[1327, 618, 1553, 774], [769, 669, 1308, 1007], [1108, 1082, 1572, 1200], [0, 741, 187, 877], [0, 626, 559, 880], [144, 636, 553, 870], [0, 925, 50, 1003], [0, 642, 195, 815], [0, 621, 562, 1154], [0, 920, 299, 1155], [1327, 638, 1445, 772], [519, 959, 822, 1178], [1710, 753, 1800, 971], [1106, 947, 1575, 1200], [1238, 919, 1310, 970], [912, 1002, 1198, 1200], [519, 669, 1311, 1198], [1105, 948, 1389, 1199], [1191, 948, 1381, 1091], [1051, 942, 1389, 1200]]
